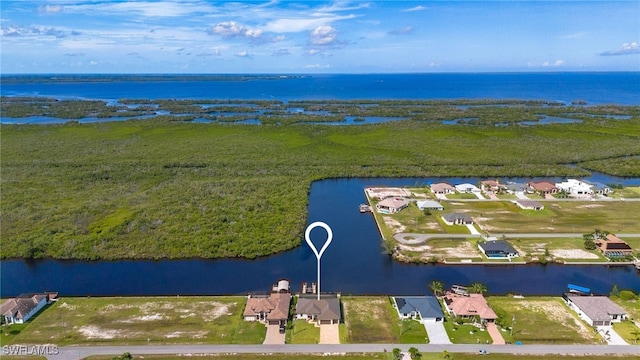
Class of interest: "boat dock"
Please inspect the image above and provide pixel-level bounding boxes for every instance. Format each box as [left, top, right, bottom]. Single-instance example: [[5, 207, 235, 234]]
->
[[359, 204, 372, 213]]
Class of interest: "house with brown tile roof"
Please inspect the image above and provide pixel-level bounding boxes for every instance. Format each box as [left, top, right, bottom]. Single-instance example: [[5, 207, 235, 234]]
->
[[526, 181, 558, 195], [430, 182, 455, 195], [596, 234, 633, 258], [0, 292, 57, 324], [375, 197, 410, 214], [442, 293, 497, 323], [480, 180, 505, 192], [243, 280, 291, 325], [563, 293, 626, 326]]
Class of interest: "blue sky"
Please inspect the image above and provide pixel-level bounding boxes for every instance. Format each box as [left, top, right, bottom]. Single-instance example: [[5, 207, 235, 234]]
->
[[1, 1, 638, 73]]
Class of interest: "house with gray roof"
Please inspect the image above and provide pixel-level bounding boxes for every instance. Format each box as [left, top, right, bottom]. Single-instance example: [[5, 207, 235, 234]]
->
[[416, 200, 444, 211], [392, 296, 444, 323], [441, 213, 473, 225], [478, 240, 519, 258], [295, 294, 341, 325], [515, 200, 544, 211], [563, 293, 626, 326]]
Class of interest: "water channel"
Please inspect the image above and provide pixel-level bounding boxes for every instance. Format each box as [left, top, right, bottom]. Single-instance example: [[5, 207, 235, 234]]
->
[[2, 176, 639, 297]]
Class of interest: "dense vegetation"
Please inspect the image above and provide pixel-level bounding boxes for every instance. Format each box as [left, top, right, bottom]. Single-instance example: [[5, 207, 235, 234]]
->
[[2, 99, 640, 260]]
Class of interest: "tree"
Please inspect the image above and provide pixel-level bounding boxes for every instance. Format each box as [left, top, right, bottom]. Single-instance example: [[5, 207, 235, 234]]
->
[[112, 353, 133, 360], [408, 346, 422, 359], [392, 347, 403, 360], [429, 280, 445, 297], [610, 284, 620, 298], [469, 282, 488, 295], [584, 238, 596, 250]]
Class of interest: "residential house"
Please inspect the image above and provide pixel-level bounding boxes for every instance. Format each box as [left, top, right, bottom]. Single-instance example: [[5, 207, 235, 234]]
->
[[416, 200, 444, 211], [480, 180, 505, 193], [527, 181, 558, 196], [583, 181, 613, 195], [442, 293, 497, 323], [295, 294, 341, 325], [596, 234, 633, 258], [478, 240, 519, 258], [556, 179, 593, 196], [392, 296, 444, 323], [515, 200, 544, 211], [504, 182, 527, 194], [243, 279, 291, 325], [441, 213, 473, 226], [455, 183, 481, 194], [375, 197, 410, 214], [563, 293, 626, 326], [0, 292, 57, 324], [430, 182, 455, 195]]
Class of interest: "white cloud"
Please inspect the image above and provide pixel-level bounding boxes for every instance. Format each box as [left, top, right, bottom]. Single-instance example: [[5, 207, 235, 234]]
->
[[66, 1, 216, 18], [38, 5, 63, 13], [310, 25, 337, 45], [541, 59, 565, 67], [305, 63, 331, 69], [389, 26, 413, 35], [308, 49, 322, 56], [210, 21, 263, 38], [402, 5, 427, 12], [600, 42, 640, 56], [265, 15, 355, 33], [236, 50, 251, 57], [272, 48, 290, 56]]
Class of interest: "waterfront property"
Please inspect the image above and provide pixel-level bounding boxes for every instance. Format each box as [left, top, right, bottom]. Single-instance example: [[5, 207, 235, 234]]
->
[[454, 183, 481, 194], [595, 234, 633, 258], [441, 213, 474, 226], [442, 292, 498, 323], [243, 279, 291, 326], [478, 240, 519, 259], [430, 182, 455, 195], [375, 197, 410, 214], [527, 180, 558, 196], [556, 179, 594, 197], [480, 180, 505, 193], [392, 296, 444, 322], [514, 200, 544, 211], [0, 292, 57, 324], [563, 293, 627, 326], [295, 294, 341, 325]]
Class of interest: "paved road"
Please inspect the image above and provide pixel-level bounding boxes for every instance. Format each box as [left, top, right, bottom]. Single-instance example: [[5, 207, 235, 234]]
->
[[49, 343, 640, 360], [395, 233, 640, 244]]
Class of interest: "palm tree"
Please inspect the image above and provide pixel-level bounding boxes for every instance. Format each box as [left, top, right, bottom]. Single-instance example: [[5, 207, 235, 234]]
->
[[469, 282, 488, 294], [429, 280, 445, 297]]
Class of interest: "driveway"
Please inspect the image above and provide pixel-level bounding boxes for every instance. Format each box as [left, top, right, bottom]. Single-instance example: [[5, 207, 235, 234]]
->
[[597, 326, 627, 345], [422, 320, 451, 344], [486, 323, 505, 345], [263, 324, 285, 344], [319, 323, 340, 344]]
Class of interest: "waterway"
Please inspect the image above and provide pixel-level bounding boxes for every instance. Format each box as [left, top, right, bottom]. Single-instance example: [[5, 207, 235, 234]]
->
[[2, 176, 639, 297]]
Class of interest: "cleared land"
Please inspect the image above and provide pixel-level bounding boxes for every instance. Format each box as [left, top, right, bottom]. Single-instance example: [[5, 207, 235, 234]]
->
[[5, 297, 265, 346], [487, 296, 600, 344], [2, 101, 640, 260]]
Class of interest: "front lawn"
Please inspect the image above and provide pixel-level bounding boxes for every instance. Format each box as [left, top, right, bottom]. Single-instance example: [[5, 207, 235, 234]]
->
[[286, 319, 319, 344], [612, 320, 640, 344]]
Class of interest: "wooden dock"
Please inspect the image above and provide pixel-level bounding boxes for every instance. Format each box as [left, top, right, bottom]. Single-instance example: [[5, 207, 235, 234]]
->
[[359, 204, 372, 213]]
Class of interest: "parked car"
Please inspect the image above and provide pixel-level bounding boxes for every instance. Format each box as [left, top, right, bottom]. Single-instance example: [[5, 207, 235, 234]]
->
[[279, 324, 286, 334], [478, 349, 489, 355]]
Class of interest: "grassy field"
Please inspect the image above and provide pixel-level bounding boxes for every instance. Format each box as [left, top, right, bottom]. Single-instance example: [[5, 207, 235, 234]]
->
[[341, 296, 427, 343], [508, 237, 607, 262], [612, 320, 640, 344], [6, 296, 265, 346], [487, 296, 600, 344], [2, 108, 640, 260]]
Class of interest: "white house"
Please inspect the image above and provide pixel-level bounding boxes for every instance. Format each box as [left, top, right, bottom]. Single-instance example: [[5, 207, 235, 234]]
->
[[563, 293, 626, 326], [555, 179, 593, 196], [0, 293, 57, 324], [416, 200, 444, 211], [455, 183, 481, 194]]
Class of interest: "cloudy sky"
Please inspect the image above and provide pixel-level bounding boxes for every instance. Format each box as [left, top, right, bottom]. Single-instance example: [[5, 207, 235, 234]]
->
[[1, 1, 638, 73]]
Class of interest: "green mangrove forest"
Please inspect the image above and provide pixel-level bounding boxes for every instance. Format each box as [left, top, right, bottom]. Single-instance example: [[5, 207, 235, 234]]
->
[[1, 98, 639, 260]]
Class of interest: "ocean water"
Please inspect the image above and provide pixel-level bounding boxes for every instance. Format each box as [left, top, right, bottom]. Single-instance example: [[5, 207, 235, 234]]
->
[[1, 73, 639, 105]]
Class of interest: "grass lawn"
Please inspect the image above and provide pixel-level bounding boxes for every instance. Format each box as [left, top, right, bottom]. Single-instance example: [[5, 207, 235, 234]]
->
[[6, 296, 264, 345], [487, 296, 599, 344], [341, 296, 427, 343], [509, 237, 606, 262], [441, 317, 492, 344], [286, 319, 319, 344], [611, 296, 640, 321], [612, 320, 640, 344], [611, 186, 640, 199]]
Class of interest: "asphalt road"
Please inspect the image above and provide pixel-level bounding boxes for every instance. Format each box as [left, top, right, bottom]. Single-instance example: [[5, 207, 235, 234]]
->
[[48, 343, 640, 360]]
